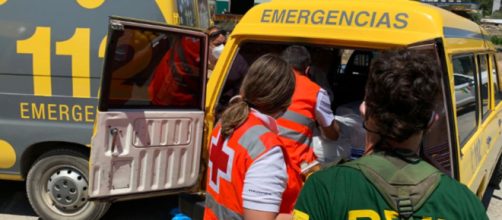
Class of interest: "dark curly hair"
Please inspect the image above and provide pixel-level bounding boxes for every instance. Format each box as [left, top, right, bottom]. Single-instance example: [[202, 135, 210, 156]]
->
[[364, 49, 440, 143]]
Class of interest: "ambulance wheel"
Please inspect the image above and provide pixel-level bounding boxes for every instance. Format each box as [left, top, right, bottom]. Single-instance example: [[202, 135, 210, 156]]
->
[[489, 154, 502, 189], [26, 149, 110, 220]]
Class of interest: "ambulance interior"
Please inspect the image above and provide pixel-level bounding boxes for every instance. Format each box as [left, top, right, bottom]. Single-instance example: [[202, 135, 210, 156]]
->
[[219, 41, 454, 176], [219, 43, 370, 112]]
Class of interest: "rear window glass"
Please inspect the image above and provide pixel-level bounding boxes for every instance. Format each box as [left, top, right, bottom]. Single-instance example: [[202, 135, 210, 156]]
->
[[102, 27, 206, 110]]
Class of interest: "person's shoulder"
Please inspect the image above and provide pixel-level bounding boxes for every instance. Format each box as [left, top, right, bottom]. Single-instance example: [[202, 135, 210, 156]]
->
[[425, 175, 488, 218], [437, 175, 479, 198], [436, 175, 486, 207], [305, 77, 322, 90], [438, 175, 472, 192], [294, 71, 321, 90]]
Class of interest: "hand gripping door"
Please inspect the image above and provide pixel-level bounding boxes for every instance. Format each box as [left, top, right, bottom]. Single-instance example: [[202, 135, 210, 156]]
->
[[89, 17, 208, 199]]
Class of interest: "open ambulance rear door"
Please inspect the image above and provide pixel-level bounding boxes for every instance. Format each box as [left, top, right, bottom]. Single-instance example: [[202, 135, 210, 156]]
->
[[89, 17, 208, 199]]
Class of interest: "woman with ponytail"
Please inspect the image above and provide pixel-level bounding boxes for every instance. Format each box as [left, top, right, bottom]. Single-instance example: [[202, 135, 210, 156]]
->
[[204, 53, 301, 220]]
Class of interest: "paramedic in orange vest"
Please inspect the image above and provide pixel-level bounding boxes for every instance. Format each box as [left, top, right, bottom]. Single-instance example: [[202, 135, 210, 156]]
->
[[204, 54, 301, 220], [148, 36, 202, 107], [278, 45, 341, 173]]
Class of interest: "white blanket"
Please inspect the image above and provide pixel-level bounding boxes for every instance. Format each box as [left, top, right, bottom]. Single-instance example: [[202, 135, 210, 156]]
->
[[312, 101, 366, 165]]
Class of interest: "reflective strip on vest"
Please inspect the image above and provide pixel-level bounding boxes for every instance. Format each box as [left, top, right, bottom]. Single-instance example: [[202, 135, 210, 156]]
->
[[238, 125, 269, 159], [278, 126, 314, 149], [206, 194, 243, 220], [282, 110, 315, 128], [170, 43, 190, 87], [174, 40, 198, 76], [279, 110, 315, 148]]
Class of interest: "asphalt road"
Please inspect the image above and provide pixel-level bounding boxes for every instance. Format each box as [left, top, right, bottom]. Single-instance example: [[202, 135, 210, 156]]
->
[[486, 184, 502, 219], [1, 179, 501, 219], [0, 180, 179, 220]]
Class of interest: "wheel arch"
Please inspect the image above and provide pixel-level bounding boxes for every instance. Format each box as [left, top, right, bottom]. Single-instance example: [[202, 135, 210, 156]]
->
[[20, 142, 90, 178]]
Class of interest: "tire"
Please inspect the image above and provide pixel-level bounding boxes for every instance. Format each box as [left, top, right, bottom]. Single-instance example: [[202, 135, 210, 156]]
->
[[26, 149, 110, 220], [489, 154, 502, 190]]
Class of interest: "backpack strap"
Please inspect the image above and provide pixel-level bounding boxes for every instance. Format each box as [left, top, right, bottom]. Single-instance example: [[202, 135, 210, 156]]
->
[[342, 151, 442, 219]]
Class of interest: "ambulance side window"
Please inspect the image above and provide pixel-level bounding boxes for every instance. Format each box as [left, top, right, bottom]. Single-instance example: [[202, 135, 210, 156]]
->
[[493, 54, 502, 105], [452, 55, 478, 147], [103, 28, 205, 110], [477, 54, 490, 119]]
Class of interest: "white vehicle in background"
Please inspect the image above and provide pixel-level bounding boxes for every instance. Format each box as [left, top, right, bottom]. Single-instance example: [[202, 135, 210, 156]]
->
[[454, 73, 476, 109], [454, 71, 491, 110]]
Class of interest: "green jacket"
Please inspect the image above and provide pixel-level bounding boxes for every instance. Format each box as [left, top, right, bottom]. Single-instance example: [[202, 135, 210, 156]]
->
[[294, 151, 488, 220]]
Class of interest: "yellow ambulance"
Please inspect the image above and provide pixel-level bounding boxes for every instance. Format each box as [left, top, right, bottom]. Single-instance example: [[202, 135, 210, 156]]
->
[[74, 0, 502, 218], [89, 0, 502, 213]]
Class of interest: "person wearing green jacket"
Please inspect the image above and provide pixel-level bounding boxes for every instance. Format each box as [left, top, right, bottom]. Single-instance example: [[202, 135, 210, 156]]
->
[[293, 49, 488, 220]]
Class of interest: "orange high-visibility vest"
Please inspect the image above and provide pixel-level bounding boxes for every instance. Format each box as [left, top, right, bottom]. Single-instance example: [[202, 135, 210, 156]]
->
[[277, 71, 321, 171], [148, 36, 201, 107], [204, 112, 302, 220]]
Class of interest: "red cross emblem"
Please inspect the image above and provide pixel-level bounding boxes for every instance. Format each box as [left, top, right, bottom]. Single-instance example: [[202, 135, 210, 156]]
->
[[208, 132, 234, 193]]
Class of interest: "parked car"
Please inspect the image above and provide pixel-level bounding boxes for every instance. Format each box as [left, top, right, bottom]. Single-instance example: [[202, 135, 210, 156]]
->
[[454, 73, 476, 109]]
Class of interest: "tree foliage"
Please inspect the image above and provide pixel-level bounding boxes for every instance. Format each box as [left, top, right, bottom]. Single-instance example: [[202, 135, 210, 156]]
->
[[492, 9, 502, 18], [491, 35, 502, 45], [477, 0, 494, 15]]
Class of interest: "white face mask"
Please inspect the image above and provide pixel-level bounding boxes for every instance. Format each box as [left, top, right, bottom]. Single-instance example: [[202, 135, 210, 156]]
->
[[212, 44, 224, 59]]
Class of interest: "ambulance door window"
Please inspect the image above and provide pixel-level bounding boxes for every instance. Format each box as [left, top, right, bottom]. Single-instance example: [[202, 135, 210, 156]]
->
[[477, 54, 490, 119], [452, 55, 478, 147], [407, 44, 453, 176], [100, 27, 206, 111]]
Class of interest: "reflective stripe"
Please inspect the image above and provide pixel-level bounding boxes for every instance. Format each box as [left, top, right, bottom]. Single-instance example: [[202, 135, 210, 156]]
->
[[174, 39, 198, 75], [443, 27, 487, 40], [206, 194, 243, 220], [169, 38, 198, 88], [279, 110, 315, 148], [238, 125, 268, 159], [169, 43, 188, 87], [279, 126, 313, 149], [281, 110, 315, 127]]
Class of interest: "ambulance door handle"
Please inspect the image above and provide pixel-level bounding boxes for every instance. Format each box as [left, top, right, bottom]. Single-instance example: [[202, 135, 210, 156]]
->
[[109, 127, 119, 156], [487, 137, 492, 145]]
